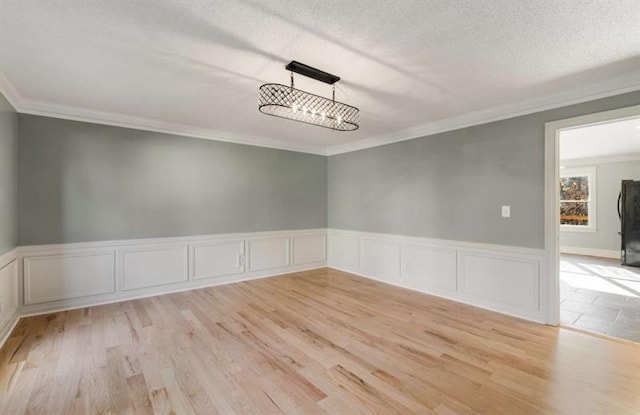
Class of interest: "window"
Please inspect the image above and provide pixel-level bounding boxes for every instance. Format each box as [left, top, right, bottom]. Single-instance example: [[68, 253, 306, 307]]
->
[[560, 167, 596, 231]]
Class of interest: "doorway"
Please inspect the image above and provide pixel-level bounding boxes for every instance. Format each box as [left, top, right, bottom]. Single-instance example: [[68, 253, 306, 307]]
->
[[545, 105, 640, 343]]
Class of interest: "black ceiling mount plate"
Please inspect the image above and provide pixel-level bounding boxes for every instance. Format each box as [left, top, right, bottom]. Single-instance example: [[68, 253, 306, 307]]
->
[[285, 61, 340, 84]]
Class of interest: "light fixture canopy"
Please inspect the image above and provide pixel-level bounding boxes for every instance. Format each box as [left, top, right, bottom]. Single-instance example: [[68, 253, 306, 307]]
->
[[258, 61, 359, 131]]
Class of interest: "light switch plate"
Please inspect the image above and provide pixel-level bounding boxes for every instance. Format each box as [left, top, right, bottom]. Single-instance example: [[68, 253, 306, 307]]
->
[[501, 205, 511, 218]]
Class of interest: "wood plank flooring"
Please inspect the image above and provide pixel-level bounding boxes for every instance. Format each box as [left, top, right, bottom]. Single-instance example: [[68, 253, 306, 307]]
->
[[0, 268, 638, 414]]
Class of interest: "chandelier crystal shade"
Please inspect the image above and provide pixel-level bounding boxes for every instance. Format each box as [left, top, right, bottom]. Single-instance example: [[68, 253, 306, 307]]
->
[[258, 61, 359, 131]]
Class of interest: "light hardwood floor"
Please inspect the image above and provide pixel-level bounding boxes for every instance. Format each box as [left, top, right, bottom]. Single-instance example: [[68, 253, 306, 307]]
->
[[0, 268, 638, 414]]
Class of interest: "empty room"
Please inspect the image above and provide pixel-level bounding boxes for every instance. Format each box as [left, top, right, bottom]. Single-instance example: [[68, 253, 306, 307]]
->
[[0, 1, 639, 414]]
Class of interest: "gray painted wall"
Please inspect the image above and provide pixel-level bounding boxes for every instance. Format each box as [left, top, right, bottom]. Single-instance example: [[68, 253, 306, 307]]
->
[[560, 160, 640, 252], [0, 92, 18, 255], [13, 91, 640, 249], [18, 115, 327, 245], [328, 91, 640, 249]]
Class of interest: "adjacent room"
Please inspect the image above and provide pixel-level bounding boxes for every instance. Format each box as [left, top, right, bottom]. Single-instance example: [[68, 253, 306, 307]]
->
[[0, 1, 639, 414], [559, 118, 640, 342]]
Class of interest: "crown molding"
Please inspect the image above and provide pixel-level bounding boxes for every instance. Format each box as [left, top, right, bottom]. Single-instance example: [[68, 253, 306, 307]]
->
[[0, 69, 24, 111], [327, 72, 640, 155], [19, 99, 328, 155], [0, 67, 327, 155], [2, 67, 639, 157]]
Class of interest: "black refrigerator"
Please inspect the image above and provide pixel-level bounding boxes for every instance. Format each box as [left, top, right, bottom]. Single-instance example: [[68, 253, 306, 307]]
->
[[619, 180, 640, 266]]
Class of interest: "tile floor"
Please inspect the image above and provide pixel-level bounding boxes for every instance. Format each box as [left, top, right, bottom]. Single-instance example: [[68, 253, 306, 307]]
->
[[560, 254, 640, 343]]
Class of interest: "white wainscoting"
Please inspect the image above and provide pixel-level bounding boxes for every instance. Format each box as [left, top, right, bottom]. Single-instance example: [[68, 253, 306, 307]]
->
[[0, 249, 19, 346], [292, 234, 326, 265], [402, 243, 457, 293], [120, 244, 189, 291], [248, 236, 290, 271], [327, 229, 547, 323], [15, 229, 326, 317], [327, 233, 359, 270], [458, 250, 540, 316], [1, 227, 549, 348], [360, 237, 401, 282], [192, 240, 244, 280], [24, 250, 116, 304]]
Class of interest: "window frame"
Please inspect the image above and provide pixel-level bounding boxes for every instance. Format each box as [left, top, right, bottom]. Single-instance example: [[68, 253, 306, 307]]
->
[[559, 166, 596, 233]]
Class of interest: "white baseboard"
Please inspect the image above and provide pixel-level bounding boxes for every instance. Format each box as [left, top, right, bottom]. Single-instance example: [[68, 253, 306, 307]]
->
[[560, 246, 619, 259], [327, 229, 547, 323]]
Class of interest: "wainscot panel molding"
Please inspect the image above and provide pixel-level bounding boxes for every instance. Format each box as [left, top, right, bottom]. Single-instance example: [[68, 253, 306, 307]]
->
[[401, 243, 457, 293], [458, 251, 540, 314], [120, 244, 189, 291], [327, 229, 547, 323], [192, 239, 245, 280], [247, 236, 290, 272], [24, 250, 116, 304], [14, 229, 326, 318], [360, 237, 401, 282], [0, 249, 19, 347], [292, 234, 327, 266], [327, 233, 360, 271]]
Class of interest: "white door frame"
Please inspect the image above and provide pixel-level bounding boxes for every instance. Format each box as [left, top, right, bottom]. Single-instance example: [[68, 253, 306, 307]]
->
[[544, 104, 640, 325]]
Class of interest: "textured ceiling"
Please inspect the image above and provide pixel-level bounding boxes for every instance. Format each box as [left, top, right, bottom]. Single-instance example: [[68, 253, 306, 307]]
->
[[0, 0, 639, 154], [560, 117, 640, 160]]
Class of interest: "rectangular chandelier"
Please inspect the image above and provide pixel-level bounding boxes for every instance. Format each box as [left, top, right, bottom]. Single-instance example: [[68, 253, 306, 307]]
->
[[258, 61, 359, 131]]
